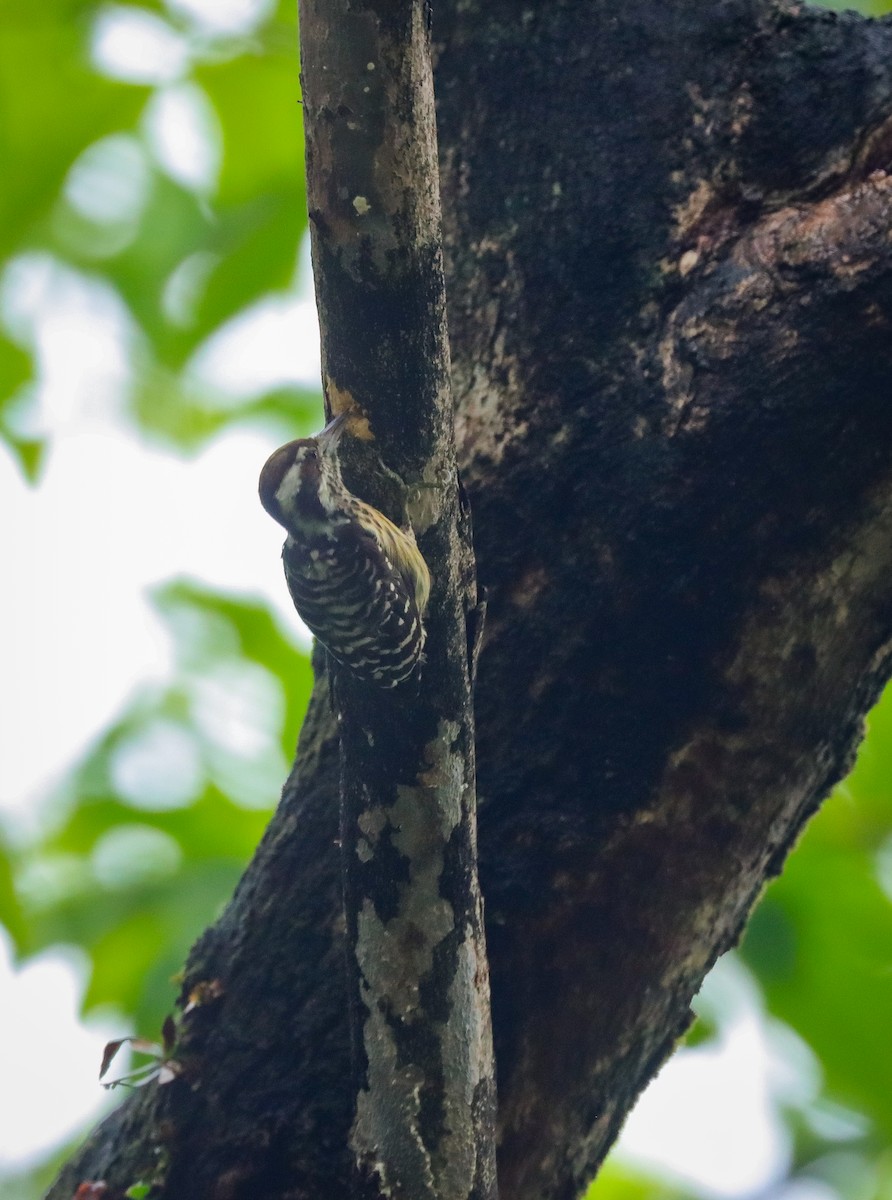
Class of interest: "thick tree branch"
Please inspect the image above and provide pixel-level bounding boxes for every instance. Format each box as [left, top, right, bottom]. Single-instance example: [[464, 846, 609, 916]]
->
[[434, 3, 892, 1193], [46, 2, 892, 1199]]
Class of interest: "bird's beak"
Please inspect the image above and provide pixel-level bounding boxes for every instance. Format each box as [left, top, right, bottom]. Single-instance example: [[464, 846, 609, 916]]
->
[[320, 410, 350, 441]]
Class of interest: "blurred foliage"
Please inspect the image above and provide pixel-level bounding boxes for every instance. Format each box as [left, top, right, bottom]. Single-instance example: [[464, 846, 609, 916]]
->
[[9, 581, 313, 1033], [588, 1163, 690, 1200], [0, 2, 318, 1194], [737, 688, 892, 1197], [0, 0, 315, 458], [3, 0, 892, 1199]]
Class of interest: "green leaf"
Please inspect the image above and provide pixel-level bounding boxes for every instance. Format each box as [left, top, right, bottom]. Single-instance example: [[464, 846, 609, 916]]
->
[[0, 332, 32, 407], [1, 433, 46, 482], [129, 363, 234, 448], [246, 386, 324, 436], [196, 35, 304, 208], [0, 837, 28, 951], [194, 194, 305, 338], [583, 1159, 691, 1200], [0, 335, 44, 480], [682, 1012, 718, 1049]]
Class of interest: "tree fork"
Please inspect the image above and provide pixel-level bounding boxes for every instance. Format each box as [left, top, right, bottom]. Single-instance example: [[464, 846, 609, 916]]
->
[[44, 2, 892, 1199]]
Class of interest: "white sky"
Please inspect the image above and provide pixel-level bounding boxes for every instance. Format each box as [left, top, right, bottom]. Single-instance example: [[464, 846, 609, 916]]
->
[[0, 0, 824, 1191], [0, 255, 317, 824]]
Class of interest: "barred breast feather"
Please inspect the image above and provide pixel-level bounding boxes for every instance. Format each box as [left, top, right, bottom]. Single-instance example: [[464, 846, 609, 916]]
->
[[259, 427, 431, 689], [282, 517, 428, 686]]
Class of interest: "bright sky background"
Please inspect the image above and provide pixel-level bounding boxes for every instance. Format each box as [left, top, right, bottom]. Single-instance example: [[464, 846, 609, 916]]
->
[[0, 0, 821, 1193]]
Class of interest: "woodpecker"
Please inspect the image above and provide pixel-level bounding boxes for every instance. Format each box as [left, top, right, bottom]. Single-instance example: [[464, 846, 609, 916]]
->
[[258, 416, 431, 688]]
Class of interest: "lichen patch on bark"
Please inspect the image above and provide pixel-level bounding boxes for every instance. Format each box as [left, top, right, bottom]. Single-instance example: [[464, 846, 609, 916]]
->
[[350, 720, 491, 1197]]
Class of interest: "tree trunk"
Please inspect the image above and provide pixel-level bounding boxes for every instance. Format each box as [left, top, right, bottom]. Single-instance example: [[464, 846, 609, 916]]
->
[[49, 1, 892, 1198]]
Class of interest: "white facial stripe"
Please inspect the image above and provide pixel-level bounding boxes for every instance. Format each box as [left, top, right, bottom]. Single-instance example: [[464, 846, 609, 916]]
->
[[275, 458, 308, 513]]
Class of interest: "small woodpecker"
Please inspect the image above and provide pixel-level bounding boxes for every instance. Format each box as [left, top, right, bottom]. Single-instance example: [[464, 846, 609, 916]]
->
[[259, 416, 431, 688]]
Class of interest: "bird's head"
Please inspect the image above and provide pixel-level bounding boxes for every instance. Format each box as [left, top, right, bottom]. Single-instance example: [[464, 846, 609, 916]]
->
[[258, 439, 322, 530], [259, 413, 349, 532]]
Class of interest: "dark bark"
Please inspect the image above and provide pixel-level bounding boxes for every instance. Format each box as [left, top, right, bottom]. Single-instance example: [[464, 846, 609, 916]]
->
[[48, 1, 892, 1199]]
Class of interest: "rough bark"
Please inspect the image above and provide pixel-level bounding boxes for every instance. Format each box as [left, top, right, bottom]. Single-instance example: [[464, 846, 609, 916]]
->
[[48, 1, 892, 1199], [298, 1, 496, 1196]]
